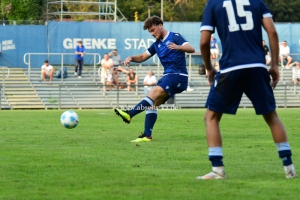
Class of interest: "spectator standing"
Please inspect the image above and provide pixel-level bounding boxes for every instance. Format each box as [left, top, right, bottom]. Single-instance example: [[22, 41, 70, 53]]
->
[[100, 53, 113, 91], [109, 49, 130, 74], [210, 34, 219, 60], [74, 41, 85, 79], [126, 68, 138, 91], [41, 60, 54, 83], [143, 71, 157, 95], [109, 49, 122, 68], [263, 40, 271, 66], [279, 41, 293, 67]]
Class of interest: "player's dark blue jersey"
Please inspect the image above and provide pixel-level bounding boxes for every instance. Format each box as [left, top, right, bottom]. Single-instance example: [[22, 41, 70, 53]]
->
[[147, 32, 189, 75], [201, 0, 272, 72]]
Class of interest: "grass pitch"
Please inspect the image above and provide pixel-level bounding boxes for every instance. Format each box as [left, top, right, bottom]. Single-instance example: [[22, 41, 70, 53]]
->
[[1, 108, 300, 200]]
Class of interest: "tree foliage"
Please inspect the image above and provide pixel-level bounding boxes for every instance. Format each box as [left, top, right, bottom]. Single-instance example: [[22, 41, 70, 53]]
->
[[264, 0, 300, 22], [0, 0, 46, 21], [1, 0, 300, 23]]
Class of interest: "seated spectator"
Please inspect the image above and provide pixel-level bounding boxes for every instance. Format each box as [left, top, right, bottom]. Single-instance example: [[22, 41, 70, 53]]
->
[[143, 71, 157, 95], [112, 70, 120, 87], [279, 41, 293, 67], [41, 60, 54, 83], [99, 53, 113, 91], [262, 40, 271, 66], [291, 62, 300, 84], [126, 68, 138, 91]]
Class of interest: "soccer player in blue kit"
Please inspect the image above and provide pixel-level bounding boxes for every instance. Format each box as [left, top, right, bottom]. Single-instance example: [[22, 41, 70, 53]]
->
[[197, 0, 297, 179], [114, 16, 195, 142]]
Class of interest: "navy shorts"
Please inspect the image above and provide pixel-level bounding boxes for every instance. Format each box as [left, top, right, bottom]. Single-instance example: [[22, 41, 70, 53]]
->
[[205, 67, 276, 115], [157, 74, 188, 99]]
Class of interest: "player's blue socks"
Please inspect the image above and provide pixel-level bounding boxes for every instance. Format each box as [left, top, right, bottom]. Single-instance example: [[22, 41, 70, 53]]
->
[[209, 147, 224, 167], [129, 96, 154, 118], [144, 110, 157, 137], [276, 142, 293, 166]]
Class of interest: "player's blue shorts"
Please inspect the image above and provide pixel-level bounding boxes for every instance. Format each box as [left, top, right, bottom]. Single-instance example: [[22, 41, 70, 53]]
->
[[205, 67, 276, 115], [157, 74, 188, 99]]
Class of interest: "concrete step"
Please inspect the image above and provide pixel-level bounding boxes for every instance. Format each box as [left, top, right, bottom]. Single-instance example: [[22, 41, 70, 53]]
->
[[12, 105, 46, 109], [5, 91, 38, 95], [6, 95, 40, 98]]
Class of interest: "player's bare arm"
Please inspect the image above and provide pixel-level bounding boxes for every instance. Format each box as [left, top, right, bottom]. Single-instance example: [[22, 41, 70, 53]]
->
[[262, 17, 279, 88], [167, 42, 195, 53], [200, 30, 216, 85], [124, 52, 151, 66]]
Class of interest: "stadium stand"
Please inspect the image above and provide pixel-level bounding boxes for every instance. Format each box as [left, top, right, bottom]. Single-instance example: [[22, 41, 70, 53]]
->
[[1, 65, 299, 110]]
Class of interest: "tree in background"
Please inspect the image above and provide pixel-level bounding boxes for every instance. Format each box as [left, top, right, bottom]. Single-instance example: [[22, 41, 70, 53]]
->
[[0, 0, 300, 23], [0, 0, 46, 22], [264, 0, 300, 22]]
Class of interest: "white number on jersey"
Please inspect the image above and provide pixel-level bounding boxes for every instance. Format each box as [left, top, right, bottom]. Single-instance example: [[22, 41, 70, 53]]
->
[[223, 0, 254, 32]]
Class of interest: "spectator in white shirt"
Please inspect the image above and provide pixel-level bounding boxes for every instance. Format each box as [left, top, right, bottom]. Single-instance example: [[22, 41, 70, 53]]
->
[[99, 53, 113, 91], [291, 62, 300, 84], [41, 60, 54, 83], [279, 41, 293, 67], [143, 71, 157, 95]]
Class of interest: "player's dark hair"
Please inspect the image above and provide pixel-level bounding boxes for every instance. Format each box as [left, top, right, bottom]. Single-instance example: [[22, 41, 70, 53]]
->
[[143, 16, 163, 30]]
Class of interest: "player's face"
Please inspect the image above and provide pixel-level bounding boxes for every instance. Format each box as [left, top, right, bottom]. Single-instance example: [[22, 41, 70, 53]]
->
[[148, 24, 163, 40]]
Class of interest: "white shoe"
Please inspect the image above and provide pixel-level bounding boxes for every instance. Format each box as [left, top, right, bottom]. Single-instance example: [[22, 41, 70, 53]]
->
[[186, 86, 194, 92], [284, 164, 298, 178], [74, 72, 77, 75], [196, 167, 226, 180], [78, 76, 82, 79]]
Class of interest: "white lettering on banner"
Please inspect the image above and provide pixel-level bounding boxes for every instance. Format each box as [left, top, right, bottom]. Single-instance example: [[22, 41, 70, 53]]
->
[[107, 39, 116, 49], [1, 39, 16, 51], [124, 38, 155, 50], [63, 38, 117, 49]]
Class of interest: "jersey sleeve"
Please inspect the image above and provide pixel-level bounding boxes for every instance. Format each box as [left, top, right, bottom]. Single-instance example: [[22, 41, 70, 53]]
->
[[147, 42, 156, 56], [82, 46, 86, 52], [260, 0, 272, 18], [75, 45, 79, 52], [172, 33, 188, 45], [200, 1, 215, 32]]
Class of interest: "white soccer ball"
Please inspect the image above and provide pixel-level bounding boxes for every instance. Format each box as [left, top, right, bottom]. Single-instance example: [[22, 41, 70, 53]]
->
[[60, 110, 79, 129]]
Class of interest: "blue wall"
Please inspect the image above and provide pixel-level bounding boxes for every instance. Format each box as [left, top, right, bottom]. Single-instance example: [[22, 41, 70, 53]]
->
[[0, 22, 300, 68]]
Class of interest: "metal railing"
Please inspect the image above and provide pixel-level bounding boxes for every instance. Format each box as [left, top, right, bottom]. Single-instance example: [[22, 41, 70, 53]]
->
[[0, 82, 296, 110], [23, 53, 101, 81]]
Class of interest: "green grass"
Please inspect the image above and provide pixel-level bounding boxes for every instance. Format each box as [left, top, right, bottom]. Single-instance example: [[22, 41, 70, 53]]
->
[[1, 108, 300, 200]]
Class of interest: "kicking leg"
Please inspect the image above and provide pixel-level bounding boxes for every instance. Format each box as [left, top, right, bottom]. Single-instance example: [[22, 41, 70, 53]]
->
[[130, 86, 168, 142]]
